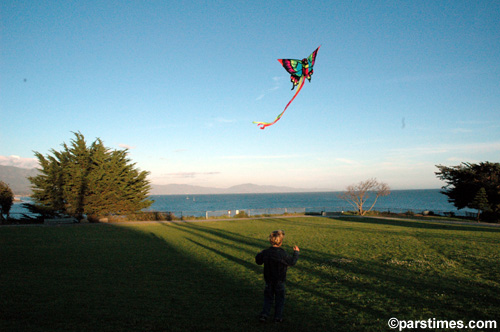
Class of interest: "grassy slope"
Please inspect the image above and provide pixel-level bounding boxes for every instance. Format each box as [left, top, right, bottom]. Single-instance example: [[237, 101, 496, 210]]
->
[[1, 217, 498, 332]]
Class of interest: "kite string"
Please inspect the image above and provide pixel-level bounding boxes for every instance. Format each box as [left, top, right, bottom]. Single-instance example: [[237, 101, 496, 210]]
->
[[254, 76, 305, 129]]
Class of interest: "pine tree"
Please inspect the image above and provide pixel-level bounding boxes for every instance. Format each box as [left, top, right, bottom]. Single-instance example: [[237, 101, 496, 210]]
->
[[470, 187, 490, 222], [29, 132, 153, 221], [436, 162, 500, 222], [29, 152, 66, 216], [0, 181, 14, 221]]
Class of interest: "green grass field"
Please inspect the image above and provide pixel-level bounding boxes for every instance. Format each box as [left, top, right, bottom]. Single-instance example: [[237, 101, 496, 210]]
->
[[1, 217, 499, 332]]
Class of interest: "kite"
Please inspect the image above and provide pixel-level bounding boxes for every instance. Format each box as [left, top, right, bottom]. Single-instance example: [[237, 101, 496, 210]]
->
[[253, 46, 320, 129]]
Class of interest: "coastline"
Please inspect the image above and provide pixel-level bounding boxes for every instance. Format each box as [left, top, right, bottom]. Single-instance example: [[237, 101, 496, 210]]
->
[[149, 185, 443, 196], [10, 189, 475, 220]]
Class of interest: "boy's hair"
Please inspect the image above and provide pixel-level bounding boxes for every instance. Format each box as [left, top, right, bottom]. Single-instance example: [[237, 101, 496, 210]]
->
[[269, 230, 285, 246]]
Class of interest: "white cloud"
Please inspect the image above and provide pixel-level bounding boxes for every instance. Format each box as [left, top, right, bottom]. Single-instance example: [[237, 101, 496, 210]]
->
[[221, 154, 299, 160], [118, 143, 135, 150], [0, 155, 39, 169], [460, 141, 500, 153], [205, 117, 236, 128], [161, 171, 220, 179], [387, 141, 500, 160], [335, 158, 359, 165], [256, 76, 283, 100]]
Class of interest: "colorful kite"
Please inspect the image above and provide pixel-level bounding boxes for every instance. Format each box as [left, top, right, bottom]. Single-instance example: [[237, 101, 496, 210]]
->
[[253, 46, 320, 129]]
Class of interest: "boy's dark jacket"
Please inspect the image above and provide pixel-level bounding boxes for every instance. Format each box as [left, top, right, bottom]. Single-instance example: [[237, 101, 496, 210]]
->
[[255, 247, 299, 283]]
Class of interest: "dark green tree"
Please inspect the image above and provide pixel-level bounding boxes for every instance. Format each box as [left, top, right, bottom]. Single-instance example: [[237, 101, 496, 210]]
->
[[29, 132, 153, 221], [0, 181, 14, 222], [469, 187, 490, 222], [435, 162, 500, 222]]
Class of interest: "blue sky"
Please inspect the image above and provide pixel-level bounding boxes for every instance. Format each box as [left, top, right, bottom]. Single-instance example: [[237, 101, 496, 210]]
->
[[1, 0, 499, 190]]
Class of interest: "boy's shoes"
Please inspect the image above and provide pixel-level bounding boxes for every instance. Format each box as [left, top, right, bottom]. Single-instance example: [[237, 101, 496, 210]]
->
[[259, 315, 284, 323]]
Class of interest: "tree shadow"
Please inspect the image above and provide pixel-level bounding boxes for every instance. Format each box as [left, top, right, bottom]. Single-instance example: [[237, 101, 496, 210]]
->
[[333, 216, 500, 233], [2, 224, 270, 331], [186, 238, 260, 273], [161, 220, 500, 329], [135, 221, 368, 331], [5, 220, 497, 332]]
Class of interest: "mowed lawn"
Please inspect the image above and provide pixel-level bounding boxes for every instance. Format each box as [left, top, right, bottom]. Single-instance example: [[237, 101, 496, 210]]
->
[[1, 217, 499, 332]]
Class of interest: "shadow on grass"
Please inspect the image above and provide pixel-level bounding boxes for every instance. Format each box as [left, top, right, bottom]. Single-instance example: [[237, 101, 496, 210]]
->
[[167, 221, 268, 251], [161, 220, 500, 330], [1, 222, 362, 332], [2, 220, 499, 332], [333, 216, 500, 233], [1, 224, 264, 332], [307, 251, 499, 316]]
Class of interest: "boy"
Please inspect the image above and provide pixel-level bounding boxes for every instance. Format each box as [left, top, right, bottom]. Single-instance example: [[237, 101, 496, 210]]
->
[[255, 230, 300, 323]]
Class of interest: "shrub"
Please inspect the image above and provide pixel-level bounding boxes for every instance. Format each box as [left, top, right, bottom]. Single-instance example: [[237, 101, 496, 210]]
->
[[0, 181, 14, 222], [234, 210, 249, 218], [126, 211, 176, 221]]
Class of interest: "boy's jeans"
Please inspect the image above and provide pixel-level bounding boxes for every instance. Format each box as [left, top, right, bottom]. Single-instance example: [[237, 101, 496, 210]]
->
[[261, 282, 286, 319]]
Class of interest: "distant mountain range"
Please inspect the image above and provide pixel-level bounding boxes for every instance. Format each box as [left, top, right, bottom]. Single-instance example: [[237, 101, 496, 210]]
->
[[149, 183, 325, 195], [0, 165, 38, 195], [0, 165, 325, 195]]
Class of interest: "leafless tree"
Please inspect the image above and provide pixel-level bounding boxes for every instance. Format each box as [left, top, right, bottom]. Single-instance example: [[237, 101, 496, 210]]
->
[[338, 178, 390, 215]]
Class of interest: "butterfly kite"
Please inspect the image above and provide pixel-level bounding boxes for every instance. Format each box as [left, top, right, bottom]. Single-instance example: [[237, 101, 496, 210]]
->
[[253, 46, 320, 129]]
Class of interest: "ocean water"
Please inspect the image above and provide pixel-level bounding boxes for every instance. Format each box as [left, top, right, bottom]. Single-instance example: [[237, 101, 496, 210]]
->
[[10, 189, 474, 218], [146, 189, 473, 215]]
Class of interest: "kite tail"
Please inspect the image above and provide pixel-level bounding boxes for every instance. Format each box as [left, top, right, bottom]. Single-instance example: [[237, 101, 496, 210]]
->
[[253, 76, 305, 129]]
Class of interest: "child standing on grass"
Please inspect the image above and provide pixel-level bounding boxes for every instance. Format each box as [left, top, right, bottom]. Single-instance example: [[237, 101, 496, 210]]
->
[[255, 230, 299, 323]]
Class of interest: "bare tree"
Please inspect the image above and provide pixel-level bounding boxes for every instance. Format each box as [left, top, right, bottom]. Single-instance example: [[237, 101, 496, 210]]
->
[[338, 178, 390, 215]]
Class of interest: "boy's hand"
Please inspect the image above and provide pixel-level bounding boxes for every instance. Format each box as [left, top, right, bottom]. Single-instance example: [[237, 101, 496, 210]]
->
[[293, 245, 300, 252]]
